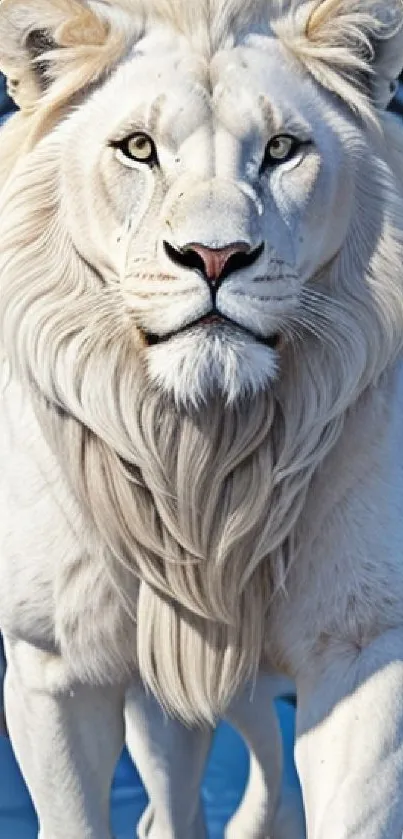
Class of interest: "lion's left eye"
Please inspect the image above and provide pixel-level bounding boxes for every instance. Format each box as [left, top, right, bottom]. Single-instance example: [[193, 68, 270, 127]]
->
[[263, 135, 301, 167], [113, 132, 158, 165]]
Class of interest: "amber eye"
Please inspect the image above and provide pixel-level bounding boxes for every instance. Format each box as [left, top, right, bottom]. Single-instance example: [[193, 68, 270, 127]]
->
[[113, 132, 158, 165], [263, 134, 301, 167]]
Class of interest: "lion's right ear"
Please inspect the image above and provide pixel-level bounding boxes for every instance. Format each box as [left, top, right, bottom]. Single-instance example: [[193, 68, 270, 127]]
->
[[0, 0, 123, 111]]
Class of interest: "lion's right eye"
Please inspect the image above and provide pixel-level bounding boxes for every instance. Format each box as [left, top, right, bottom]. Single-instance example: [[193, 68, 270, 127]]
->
[[112, 132, 158, 166]]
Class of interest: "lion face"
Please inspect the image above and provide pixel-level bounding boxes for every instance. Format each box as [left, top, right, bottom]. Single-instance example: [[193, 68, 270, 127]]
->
[[55, 30, 356, 405]]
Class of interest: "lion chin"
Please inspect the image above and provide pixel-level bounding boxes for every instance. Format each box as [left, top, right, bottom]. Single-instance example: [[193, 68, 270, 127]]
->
[[144, 320, 279, 406]]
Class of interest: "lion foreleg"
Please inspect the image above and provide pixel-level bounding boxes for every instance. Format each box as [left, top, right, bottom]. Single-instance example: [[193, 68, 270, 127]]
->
[[224, 673, 285, 839], [124, 678, 212, 839], [296, 627, 403, 839], [3, 636, 124, 839]]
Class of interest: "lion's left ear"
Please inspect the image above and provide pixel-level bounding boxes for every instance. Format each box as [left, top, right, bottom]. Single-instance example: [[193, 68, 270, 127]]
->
[[0, 0, 126, 111], [369, 7, 403, 108], [304, 0, 403, 111]]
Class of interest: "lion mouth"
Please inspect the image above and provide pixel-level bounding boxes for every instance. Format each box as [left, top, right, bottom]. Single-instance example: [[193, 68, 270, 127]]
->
[[144, 311, 281, 349]]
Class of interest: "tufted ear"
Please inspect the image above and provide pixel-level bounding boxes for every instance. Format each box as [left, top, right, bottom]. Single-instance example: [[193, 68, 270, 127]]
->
[[304, 0, 403, 110], [0, 0, 128, 111], [369, 13, 403, 108]]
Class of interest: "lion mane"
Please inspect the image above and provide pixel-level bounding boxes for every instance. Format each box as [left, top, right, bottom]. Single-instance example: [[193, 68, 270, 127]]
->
[[1, 0, 403, 723]]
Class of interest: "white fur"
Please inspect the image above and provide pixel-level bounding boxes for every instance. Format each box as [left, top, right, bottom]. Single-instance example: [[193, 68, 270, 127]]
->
[[1, 0, 403, 837], [146, 326, 278, 407]]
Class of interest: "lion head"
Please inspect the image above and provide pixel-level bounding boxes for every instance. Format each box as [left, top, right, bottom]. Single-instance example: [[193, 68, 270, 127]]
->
[[1, 0, 403, 721]]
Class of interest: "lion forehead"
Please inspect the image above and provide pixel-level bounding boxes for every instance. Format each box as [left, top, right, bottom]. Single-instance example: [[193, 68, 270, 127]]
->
[[82, 32, 313, 154]]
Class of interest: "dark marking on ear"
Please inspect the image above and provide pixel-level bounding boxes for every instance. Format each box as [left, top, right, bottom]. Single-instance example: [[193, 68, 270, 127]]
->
[[26, 28, 55, 59], [26, 29, 56, 89]]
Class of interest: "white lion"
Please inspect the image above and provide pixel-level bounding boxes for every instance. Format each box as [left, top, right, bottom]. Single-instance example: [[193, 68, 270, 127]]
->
[[1, 0, 403, 837]]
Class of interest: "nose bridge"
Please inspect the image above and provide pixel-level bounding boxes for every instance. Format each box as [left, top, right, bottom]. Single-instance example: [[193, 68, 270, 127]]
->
[[167, 177, 261, 251]]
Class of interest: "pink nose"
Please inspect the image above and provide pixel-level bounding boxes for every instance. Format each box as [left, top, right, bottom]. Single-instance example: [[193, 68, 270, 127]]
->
[[163, 239, 264, 286], [186, 243, 250, 286]]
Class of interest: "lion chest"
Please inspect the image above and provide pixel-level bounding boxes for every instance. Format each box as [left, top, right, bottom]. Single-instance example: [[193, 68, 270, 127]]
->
[[0, 375, 139, 685]]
